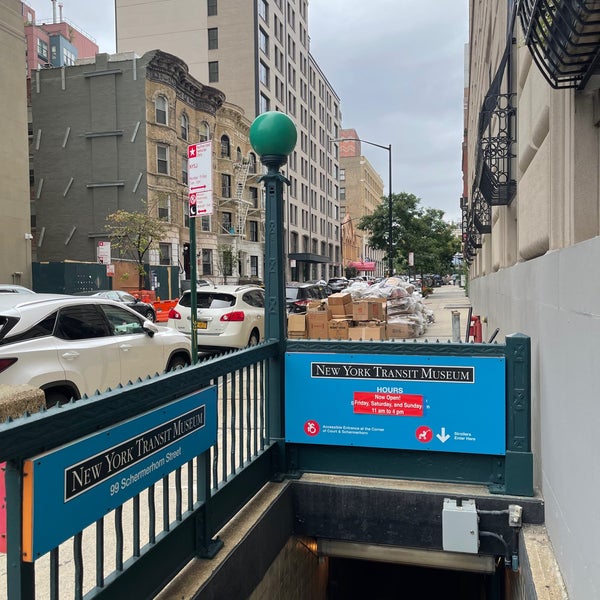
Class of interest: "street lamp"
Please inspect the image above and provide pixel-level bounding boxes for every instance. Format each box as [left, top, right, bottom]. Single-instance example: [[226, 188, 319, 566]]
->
[[330, 137, 394, 276], [249, 111, 297, 341], [249, 111, 297, 463]]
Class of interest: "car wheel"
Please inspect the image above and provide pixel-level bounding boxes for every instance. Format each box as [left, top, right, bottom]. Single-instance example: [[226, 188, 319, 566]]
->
[[168, 354, 190, 371], [247, 329, 260, 347], [145, 309, 156, 322], [44, 389, 72, 408]]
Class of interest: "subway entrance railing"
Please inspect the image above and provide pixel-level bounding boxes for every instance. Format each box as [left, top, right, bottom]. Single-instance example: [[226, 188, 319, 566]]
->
[[0, 333, 533, 599]]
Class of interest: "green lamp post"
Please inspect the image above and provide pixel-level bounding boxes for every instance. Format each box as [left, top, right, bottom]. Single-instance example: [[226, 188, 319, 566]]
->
[[249, 111, 297, 343], [249, 111, 296, 461]]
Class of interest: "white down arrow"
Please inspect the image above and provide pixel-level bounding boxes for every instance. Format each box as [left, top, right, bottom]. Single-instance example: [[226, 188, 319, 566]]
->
[[436, 427, 450, 443]]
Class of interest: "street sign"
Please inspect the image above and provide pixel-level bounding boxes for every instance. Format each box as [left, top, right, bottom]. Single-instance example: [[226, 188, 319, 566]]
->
[[21, 388, 217, 560], [188, 141, 213, 217], [97, 241, 111, 264]]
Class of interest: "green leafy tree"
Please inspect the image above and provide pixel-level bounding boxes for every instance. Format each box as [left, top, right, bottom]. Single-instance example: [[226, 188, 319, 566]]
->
[[216, 244, 239, 284], [357, 192, 460, 277], [105, 203, 168, 290]]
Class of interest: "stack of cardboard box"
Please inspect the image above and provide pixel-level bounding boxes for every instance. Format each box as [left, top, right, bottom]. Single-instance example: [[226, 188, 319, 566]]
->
[[286, 283, 434, 340], [348, 297, 387, 340], [286, 290, 427, 341]]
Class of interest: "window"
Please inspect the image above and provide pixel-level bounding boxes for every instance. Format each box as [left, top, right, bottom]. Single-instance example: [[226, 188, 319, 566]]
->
[[180, 113, 189, 140], [222, 211, 232, 232], [208, 27, 218, 50], [250, 255, 259, 277], [340, 187, 346, 201], [183, 196, 190, 228], [220, 135, 230, 158], [208, 61, 219, 82], [207, 0, 217, 16], [221, 174, 231, 198], [202, 249, 213, 275], [243, 289, 264, 308], [182, 156, 188, 185], [158, 195, 171, 221], [259, 61, 270, 87], [63, 48, 75, 66], [201, 215, 211, 232], [259, 0, 268, 22], [249, 153, 257, 173], [199, 121, 210, 141], [159, 243, 171, 265], [249, 220, 259, 242], [259, 28, 269, 56], [56, 306, 111, 340], [157, 145, 169, 174], [249, 186, 259, 208], [37, 38, 48, 60], [155, 95, 168, 125], [260, 93, 270, 114], [236, 147, 243, 162], [101, 305, 145, 336]]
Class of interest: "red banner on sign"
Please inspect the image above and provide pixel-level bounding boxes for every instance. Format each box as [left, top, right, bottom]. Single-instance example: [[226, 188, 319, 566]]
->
[[353, 392, 423, 417]]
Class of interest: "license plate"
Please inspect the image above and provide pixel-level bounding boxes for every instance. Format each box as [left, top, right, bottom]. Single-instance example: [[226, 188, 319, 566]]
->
[[197, 321, 208, 330]]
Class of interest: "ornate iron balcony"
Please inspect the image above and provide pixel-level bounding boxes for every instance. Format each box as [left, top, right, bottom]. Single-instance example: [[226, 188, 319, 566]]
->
[[519, 0, 600, 89]]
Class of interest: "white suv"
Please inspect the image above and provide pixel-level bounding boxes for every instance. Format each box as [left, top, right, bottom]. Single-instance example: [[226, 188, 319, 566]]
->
[[0, 294, 191, 406], [167, 285, 265, 351]]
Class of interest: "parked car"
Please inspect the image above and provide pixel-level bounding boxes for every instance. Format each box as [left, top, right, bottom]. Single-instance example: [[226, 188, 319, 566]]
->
[[0, 284, 35, 294], [167, 284, 265, 351], [76, 290, 156, 322], [285, 282, 329, 314], [327, 277, 349, 293], [0, 294, 191, 406]]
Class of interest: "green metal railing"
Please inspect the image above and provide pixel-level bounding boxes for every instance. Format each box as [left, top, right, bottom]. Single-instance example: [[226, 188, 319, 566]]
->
[[0, 343, 278, 599], [0, 333, 532, 598]]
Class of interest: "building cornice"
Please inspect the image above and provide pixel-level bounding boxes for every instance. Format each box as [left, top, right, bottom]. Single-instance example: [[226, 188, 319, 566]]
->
[[145, 50, 225, 116]]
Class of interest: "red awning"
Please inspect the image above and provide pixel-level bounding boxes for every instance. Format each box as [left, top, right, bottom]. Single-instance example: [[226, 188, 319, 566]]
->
[[348, 261, 376, 272]]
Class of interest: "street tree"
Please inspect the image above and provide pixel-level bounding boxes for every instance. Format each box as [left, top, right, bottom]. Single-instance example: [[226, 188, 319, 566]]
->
[[216, 244, 239, 284], [105, 203, 168, 290], [357, 192, 460, 277]]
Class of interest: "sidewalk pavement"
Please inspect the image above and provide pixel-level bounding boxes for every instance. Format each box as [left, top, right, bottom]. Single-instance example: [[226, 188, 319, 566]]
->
[[419, 284, 471, 342]]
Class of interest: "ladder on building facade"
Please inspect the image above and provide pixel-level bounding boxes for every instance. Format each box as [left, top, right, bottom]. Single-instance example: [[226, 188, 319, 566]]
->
[[233, 159, 251, 237]]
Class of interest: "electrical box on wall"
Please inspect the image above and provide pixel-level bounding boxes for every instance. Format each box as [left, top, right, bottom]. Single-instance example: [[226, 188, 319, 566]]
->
[[442, 498, 479, 554]]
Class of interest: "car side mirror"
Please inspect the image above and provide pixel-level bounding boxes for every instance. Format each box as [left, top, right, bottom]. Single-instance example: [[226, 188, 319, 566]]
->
[[143, 321, 158, 337]]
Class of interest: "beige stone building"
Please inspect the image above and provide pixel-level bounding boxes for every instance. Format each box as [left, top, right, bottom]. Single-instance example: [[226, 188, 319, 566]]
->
[[466, 2, 600, 597], [115, 0, 343, 282], [337, 129, 386, 277], [0, 0, 32, 287]]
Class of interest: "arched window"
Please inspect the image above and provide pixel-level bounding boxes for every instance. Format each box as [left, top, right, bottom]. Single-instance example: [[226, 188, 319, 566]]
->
[[248, 153, 257, 174], [220, 135, 230, 158], [180, 113, 189, 140], [199, 121, 210, 141], [155, 95, 168, 125]]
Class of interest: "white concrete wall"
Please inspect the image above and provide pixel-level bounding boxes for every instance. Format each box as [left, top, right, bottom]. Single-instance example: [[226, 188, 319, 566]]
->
[[469, 236, 600, 600]]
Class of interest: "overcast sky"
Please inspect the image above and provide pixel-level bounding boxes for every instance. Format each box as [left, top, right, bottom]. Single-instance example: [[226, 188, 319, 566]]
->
[[26, 0, 468, 222]]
